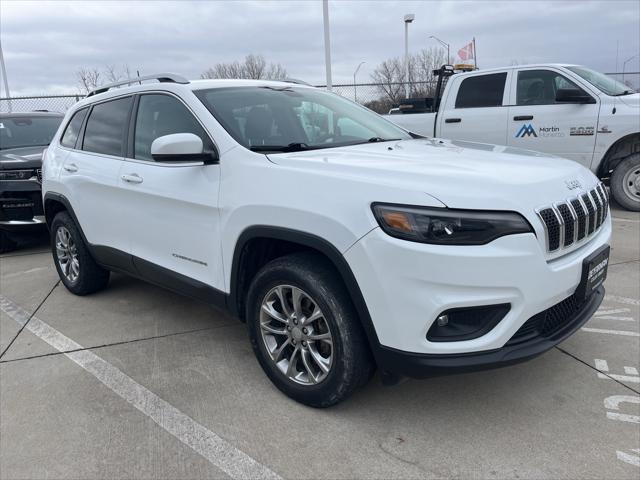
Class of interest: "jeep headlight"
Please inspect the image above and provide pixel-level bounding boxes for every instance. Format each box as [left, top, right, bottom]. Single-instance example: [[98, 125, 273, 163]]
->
[[372, 203, 533, 245], [0, 169, 36, 181]]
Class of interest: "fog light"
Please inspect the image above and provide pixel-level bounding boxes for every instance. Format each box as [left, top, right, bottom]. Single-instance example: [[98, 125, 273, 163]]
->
[[427, 304, 511, 342]]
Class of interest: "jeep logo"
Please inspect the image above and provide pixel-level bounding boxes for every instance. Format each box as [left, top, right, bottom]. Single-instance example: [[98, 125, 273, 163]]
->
[[565, 179, 582, 190]]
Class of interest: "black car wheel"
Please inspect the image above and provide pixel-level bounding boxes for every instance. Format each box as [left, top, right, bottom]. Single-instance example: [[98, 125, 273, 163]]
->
[[246, 252, 374, 407]]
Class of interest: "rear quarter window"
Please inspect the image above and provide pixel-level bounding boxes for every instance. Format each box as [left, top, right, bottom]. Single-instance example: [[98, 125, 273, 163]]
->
[[455, 73, 508, 108], [82, 97, 133, 156], [60, 108, 88, 148]]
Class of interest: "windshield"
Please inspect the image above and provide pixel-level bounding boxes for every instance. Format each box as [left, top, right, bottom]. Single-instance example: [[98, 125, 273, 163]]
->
[[0, 115, 62, 150], [194, 86, 411, 152], [566, 66, 633, 96]]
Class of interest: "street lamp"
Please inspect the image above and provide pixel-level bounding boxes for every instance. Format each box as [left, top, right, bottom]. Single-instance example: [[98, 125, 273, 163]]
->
[[429, 35, 450, 65], [404, 13, 414, 99], [353, 61, 365, 103], [622, 54, 638, 84]]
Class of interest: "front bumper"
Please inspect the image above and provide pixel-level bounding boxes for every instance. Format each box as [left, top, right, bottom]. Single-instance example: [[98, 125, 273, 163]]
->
[[376, 285, 603, 379], [0, 179, 45, 232], [345, 216, 611, 357]]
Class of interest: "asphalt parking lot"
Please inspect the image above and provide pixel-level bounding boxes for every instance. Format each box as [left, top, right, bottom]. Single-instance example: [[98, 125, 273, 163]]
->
[[1, 204, 638, 479]]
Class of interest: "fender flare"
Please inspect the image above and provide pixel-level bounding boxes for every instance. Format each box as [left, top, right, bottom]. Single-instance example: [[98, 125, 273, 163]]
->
[[229, 225, 382, 353]]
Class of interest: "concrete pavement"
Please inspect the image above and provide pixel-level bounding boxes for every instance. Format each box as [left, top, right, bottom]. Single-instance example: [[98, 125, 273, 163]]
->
[[1, 205, 638, 479]]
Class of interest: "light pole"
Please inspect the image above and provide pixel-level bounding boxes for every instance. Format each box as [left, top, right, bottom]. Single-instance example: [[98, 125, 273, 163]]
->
[[404, 13, 414, 99], [622, 54, 638, 84], [429, 35, 450, 65], [322, 0, 332, 91], [353, 61, 365, 103], [0, 41, 11, 112]]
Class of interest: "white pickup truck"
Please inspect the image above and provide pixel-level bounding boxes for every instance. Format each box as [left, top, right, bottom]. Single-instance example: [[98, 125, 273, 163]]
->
[[388, 64, 640, 211]]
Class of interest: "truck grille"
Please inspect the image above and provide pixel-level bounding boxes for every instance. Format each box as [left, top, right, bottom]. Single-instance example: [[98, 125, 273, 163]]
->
[[36, 168, 42, 184], [536, 183, 608, 253]]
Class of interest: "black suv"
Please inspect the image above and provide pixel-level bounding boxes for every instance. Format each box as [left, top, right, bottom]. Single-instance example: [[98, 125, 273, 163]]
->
[[0, 111, 63, 252]]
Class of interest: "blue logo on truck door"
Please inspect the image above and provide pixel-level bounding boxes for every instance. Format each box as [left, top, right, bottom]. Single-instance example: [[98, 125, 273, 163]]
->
[[515, 124, 538, 138]]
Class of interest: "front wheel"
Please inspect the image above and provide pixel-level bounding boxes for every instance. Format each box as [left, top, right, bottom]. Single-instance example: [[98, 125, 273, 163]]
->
[[610, 154, 640, 211], [246, 252, 374, 407]]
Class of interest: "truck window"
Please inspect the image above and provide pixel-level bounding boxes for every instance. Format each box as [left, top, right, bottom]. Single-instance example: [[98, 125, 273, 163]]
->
[[455, 73, 507, 109], [516, 70, 584, 105]]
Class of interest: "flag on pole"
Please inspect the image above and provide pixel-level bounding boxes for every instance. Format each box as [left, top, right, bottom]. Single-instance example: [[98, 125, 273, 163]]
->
[[458, 41, 475, 61]]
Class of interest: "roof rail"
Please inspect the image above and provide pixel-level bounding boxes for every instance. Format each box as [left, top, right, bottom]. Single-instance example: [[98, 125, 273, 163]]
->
[[87, 73, 190, 97], [283, 78, 312, 86]]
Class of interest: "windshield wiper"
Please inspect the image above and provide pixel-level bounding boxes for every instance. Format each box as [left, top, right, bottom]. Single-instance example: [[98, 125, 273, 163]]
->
[[250, 142, 310, 153], [613, 90, 634, 96], [367, 137, 402, 143]]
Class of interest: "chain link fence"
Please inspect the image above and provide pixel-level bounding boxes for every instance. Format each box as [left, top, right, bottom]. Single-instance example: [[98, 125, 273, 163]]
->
[[1, 72, 637, 116], [0, 94, 83, 114]]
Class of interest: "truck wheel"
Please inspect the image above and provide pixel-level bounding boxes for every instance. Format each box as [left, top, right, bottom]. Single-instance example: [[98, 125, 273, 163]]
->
[[50, 211, 110, 295], [610, 154, 640, 212], [0, 231, 17, 254], [246, 252, 374, 408]]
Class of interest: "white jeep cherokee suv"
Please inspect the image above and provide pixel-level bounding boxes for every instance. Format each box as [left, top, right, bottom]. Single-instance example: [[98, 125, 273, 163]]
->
[[42, 74, 611, 407]]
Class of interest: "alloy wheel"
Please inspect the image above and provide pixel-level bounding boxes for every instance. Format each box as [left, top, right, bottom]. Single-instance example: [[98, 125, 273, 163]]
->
[[55, 226, 80, 283], [259, 285, 334, 385]]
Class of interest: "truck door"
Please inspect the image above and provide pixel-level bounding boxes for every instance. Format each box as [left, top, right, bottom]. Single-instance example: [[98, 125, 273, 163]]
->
[[438, 71, 510, 145], [508, 68, 599, 167]]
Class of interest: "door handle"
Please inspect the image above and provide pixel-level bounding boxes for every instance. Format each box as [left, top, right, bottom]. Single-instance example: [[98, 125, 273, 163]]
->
[[514, 115, 534, 121], [63, 163, 78, 173], [445, 118, 461, 123], [121, 173, 143, 184]]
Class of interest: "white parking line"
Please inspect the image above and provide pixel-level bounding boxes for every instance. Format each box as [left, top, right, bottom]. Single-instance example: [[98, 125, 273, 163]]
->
[[0, 295, 282, 480], [596, 308, 631, 315], [595, 316, 635, 322], [605, 295, 640, 307], [581, 327, 640, 337], [612, 216, 640, 223]]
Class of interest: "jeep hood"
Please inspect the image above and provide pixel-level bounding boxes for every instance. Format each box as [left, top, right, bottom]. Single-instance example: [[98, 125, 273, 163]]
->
[[267, 138, 599, 213], [0, 146, 46, 170]]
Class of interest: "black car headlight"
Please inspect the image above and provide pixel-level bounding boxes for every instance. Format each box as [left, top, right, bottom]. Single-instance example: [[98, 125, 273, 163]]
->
[[372, 203, 533, 245], [0, 169, 36, 181]]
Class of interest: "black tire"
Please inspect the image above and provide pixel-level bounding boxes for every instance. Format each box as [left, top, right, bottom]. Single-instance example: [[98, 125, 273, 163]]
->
[[50, 211, 110, 295], [246, 252, 374, 408], [610, 154, 640, 212], [0, 230, 17, 254]]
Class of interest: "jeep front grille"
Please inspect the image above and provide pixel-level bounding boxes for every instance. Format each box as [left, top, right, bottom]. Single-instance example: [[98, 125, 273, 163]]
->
[[537, 183, 608, 253]]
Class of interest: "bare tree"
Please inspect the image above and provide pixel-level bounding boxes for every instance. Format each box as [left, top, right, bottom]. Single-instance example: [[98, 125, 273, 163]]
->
[[370, 47, 446, 109], [76, 64, 133, 94], [201, 54, 287, 80], [370, 58, 405, 109], [76, 67, 101, 94]]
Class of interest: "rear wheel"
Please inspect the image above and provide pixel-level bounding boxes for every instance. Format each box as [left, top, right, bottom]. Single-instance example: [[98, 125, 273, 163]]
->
[[50, 211, 110, 295], [246, 252, 374, 407], [610, 154, 640, 212]]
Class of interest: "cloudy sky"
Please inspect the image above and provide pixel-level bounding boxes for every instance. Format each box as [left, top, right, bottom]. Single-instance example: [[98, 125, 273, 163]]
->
[[1, 0, 639, 95]]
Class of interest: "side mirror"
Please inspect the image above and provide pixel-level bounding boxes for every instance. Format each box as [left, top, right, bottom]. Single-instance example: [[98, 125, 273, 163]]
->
[[151, 133, 218, 164], [555, 89, 595, 104]]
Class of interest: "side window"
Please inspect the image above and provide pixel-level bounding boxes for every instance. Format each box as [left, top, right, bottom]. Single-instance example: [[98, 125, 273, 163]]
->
[[455, 73, 507, 108], [134, 94, 212, 161], [82, 97, 132, 156], [517, 70, 584, 106], [60, 108, 88, 148]]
